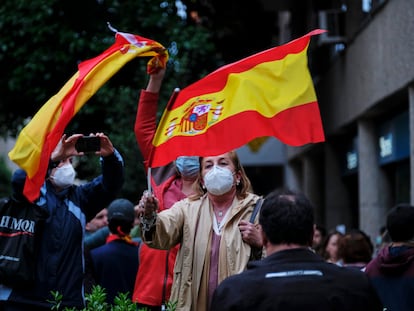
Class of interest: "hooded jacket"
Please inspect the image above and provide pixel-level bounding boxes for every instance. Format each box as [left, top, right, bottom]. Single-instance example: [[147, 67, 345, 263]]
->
[[365, 245, 414, 310], [0, 150, 124, 309]]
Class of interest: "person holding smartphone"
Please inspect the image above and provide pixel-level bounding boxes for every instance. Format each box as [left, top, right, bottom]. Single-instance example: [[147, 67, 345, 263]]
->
[[0, 132, 124, 311], [132, 68, 200, 310]]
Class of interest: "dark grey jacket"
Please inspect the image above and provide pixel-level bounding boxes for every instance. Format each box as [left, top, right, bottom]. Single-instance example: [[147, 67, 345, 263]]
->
[[211, 248, 382, 311]]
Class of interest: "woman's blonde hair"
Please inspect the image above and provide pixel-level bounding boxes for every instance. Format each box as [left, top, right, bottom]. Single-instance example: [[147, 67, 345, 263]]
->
[[190, 151, 252, 200]]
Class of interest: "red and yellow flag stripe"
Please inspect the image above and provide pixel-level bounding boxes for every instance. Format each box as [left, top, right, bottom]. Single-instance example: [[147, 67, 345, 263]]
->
[[149, 29, 325, 168], [9, 32, 167, 201]]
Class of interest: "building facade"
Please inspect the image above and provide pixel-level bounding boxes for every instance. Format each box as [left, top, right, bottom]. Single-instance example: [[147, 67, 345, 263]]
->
[[276, 0, 414, 240]]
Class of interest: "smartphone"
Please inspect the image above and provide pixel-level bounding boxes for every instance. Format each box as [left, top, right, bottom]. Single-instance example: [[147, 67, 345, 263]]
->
[[75, 136, 101, 153]]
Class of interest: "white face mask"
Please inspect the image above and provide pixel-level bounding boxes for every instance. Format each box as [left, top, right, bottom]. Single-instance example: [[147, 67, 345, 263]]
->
[[203, 165, 234, 195], [51, 163, 76, 188]]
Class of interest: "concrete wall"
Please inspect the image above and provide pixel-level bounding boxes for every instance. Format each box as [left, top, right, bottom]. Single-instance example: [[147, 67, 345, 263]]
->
[[317, 0, 414, 135], [285, 0, 414, 239]]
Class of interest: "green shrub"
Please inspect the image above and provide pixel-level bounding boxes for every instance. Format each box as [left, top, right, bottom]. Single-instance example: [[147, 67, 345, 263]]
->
[[48, 285, 177, 311]]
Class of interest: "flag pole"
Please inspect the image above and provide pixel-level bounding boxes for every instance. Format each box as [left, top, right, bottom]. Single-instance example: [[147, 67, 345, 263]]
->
[[167, 87, 180, 109], [147, 167, 152, 193], [147, 87, 180, 170]]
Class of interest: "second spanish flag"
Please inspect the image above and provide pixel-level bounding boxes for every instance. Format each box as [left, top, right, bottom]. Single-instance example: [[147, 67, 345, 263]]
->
[[149, 29, 326, 168]]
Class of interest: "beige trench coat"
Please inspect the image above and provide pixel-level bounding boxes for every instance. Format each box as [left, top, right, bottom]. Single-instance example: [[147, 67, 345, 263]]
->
[[143, 192, 261, 311]]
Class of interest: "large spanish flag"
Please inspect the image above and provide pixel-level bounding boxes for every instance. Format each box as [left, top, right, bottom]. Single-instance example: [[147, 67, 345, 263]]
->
[[9, 31, 168, 202], [149, 29, 325, 168]]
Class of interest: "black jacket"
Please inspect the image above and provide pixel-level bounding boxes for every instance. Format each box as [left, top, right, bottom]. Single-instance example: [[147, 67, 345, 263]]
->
[[91, 239, 139, 304], [211, 248, 382, 311]]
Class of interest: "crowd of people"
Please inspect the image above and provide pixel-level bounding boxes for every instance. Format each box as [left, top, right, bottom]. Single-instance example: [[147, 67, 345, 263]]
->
[[1, 67, 414, 311]]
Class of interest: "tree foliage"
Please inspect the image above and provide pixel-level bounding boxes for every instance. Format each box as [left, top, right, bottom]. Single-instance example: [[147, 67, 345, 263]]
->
[[0, 0, 277, 201], [0, 0, 218, 200]]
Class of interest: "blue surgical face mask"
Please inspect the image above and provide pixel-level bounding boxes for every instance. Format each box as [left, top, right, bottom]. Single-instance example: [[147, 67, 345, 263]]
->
[[175, 156, 200, 178]]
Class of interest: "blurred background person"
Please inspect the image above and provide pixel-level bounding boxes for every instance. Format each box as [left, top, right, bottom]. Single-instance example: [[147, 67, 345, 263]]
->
[[90, 198, 139, 304], [85, 208, 108, 237], [365, 203, 414, 311], [338, 229, 374, 270], [374, 225, 391, 256], [84, 208, 110, 250], [321, 230, 344, 264], [312, 223, 326, 256]]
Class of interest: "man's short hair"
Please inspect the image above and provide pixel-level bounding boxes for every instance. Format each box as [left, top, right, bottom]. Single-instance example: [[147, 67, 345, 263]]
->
[[260, 188, 314, 246], [386, 203, 414, 242]]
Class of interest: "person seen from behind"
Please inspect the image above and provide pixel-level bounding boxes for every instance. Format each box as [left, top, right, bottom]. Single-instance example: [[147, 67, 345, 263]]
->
[[90, 198, 139, 304], [338, 229, 373, 270], [132, 67, 199, 310], [211, 188, 383, 311], [365, 203, 414, 311], [139, 151, 263, 311]]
